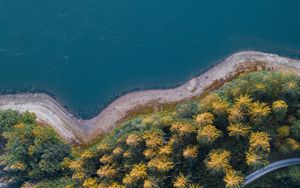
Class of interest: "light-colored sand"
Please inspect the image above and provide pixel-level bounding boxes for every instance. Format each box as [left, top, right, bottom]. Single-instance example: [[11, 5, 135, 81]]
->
[[0, 51, 300, 144]]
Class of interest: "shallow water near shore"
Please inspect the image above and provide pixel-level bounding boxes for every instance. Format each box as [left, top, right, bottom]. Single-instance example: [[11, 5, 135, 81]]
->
[[1, 1, 300, 118]]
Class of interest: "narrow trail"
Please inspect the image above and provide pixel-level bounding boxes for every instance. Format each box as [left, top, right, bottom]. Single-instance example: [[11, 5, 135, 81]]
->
[[1, 51, 300, 144], [243, 158, 300, 187]]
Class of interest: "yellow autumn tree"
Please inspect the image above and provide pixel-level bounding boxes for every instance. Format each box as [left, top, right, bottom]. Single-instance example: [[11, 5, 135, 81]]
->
[[253, 83, 268, 100], [147, 156, 174, 172], [126, 133, 143, 146], [143, 148, 159, 159], [249, 132, 271, 152], [112, 147, 124, 156], [123, 151, 132, 158], [197, 124, 222, 145], [212, 100, 229, 116], [159, 139, 174, 156], [130, 163, 148, 179], [142, 115, 155, 125], [245, 151, 268, 169], [143, 179, 153, 188], [182, 145, 198, 159], [283, 81, 300, 98], [195, 112, 215, 127], [228, 105, 244, 124], [199, 94, 221, 112], [254, 83, 266, 91], [97, 142, 112, 153], [160, 114, 174, 127], [68, 160, 82, 171], [107, 182, 125, 188], [99, 154, 114, 164], [122, 174, 135, 186], [72, 171, 85, 182], [80, 150, 96, 159], [97, 164, 118, 178], [170, 122, 197, 136], [10, 162, 26, 171], [235, 94, 253, 112], [83, 177, 97, 188], [223, 169, 245, 188], [227, 123, 251, 139], [173, 173, 190, 188], [143, 129, 164, 148], [143, 177, 159, 188], [272, 100, 288, 120], [286, 138, 300, 151], [245, 151, 260, 166], [276, 125, 290, 138], [205, 149, 231, 174], [287, 81, 298, 89], [159, 145, 172, 156], [189, 184, 204, 188], [250, 102, 271, 124], [272, 100, 288, 112], [122, 163, 147, 185]]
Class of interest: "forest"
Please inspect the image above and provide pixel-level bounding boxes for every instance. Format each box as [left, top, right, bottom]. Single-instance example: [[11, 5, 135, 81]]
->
[[1, 70, 300, 187]]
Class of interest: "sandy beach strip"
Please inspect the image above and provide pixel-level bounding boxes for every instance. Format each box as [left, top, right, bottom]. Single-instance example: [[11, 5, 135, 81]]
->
[[0, 51, 300, 144]]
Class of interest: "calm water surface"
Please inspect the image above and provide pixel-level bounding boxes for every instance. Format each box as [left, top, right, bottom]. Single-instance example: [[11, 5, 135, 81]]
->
[[1, 1, 300, 118]]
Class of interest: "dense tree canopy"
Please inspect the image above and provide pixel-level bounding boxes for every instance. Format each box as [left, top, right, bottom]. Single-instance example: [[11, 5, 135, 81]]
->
[[1, 70, 300, 187], [0, 110, 72, 187], [66, 71, 300, 187]]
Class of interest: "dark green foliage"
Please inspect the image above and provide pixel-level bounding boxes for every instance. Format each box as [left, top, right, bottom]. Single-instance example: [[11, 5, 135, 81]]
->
[[176, 101, 198, 118], [0, 111, 72, 186], [288, 166, 300, 184], [21, 111, 36, 124], [291, 120, 300, 140], [247, 166, 300, 188], [218, 71, 300, 106], [0, 110, 22, 132], [34, 177, 73, 188]]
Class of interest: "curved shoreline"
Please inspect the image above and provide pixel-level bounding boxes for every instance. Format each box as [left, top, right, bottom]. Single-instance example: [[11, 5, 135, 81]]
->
[[1, 51, 300, 144]]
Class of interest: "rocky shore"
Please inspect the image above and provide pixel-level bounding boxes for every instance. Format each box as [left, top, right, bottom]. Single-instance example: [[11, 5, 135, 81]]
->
[[0, 51, 300, 144]]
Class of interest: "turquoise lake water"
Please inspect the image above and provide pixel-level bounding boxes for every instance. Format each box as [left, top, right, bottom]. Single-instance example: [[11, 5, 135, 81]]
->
[[1, 1, 300, 118]]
